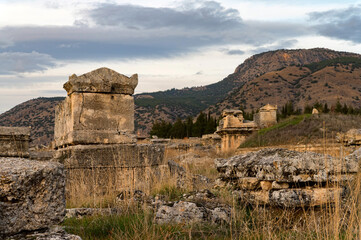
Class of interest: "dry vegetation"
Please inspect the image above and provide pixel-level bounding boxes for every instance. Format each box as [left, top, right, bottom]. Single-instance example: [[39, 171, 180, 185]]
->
[[63, 137, 361, 239]]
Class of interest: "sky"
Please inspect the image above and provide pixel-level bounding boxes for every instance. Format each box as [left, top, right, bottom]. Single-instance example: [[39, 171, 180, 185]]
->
[[1, 0, 361, 113]]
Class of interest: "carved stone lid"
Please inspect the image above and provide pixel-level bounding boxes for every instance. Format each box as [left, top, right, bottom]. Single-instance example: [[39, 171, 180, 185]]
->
[[0, 126, 31, 136], [64, 67, 138, 95], [259, 104, 277, 111]]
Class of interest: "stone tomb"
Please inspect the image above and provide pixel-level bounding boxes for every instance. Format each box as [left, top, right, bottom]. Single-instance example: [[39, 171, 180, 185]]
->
[[54, 67, 138, 147], [216, 110, 258, 152], [54, 68, 169, 199], [0, 126, 31, 158]]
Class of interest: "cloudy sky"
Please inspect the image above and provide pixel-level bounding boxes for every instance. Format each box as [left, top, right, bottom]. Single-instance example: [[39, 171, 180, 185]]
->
[[1, 0, 361, 113]]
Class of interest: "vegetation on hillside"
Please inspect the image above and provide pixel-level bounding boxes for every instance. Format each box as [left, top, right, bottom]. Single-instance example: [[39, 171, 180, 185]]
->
[[305, 57, 361, 73], [240, 113, 361, 148], [149, 112, 217, 138]]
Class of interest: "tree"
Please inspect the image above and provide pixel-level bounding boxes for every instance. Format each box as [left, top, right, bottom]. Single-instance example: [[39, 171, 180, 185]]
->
[[193, 112, 207, 137]]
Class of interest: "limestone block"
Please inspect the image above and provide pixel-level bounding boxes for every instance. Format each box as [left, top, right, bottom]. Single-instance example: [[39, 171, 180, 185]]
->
[[270, 188, 343, 207], [271, 182, 289, 189], [238, 177, 259, 190], [64, 67, 138, 95], [54, 144, 169, 197], [54, 93, 135, 147], [0, 126, 31, 158], [260, 181, 272, 190], [215, 148, 358, 183], [0, 158, 65, 238]]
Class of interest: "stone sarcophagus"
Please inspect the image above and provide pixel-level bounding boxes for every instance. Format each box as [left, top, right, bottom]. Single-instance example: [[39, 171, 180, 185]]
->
[[0, 126, 31, 158], [54, 68, 138, 148]]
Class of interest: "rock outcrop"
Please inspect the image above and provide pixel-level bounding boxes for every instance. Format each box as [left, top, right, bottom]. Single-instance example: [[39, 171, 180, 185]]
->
[[0, 158, 67, 238], [154, 190, 231, 225], [215, 148, 359, 207]]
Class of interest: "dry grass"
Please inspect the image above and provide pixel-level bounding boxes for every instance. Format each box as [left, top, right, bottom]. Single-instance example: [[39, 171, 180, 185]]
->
[[63, 135, 361, 239]]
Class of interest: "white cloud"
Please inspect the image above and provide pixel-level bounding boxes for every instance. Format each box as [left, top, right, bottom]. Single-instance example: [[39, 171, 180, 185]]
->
[[0, 51, 57, 74]]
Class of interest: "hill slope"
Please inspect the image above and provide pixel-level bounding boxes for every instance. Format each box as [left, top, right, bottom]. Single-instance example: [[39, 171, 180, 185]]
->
[[211, 57, 361, 112], [1, 48, 361, 145]]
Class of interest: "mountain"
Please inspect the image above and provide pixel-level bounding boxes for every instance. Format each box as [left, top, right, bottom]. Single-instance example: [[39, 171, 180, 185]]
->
[[1, 48, 360, 145], [135, 48, 361, 131], [210, 56, 361, 112]]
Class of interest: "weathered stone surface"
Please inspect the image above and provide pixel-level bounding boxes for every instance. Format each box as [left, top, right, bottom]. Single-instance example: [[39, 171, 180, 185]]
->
[[216, 148, 359, 207], [8, 226, 81, 240], [155, 201, 230, 225], [54, 93, 136, 147], [64, 67, 138, 95], [65, 208, 122, 219], [0, 158, 65, 238], [0, 126, 31, 158], [337, 128, 361, 146], [54, 144, 169, 196], [254, 104, 277, 128], [216, 148, 358, 183]]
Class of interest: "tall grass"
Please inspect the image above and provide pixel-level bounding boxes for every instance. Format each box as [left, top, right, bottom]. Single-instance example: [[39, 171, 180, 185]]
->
[[63, 134, 361, 239]]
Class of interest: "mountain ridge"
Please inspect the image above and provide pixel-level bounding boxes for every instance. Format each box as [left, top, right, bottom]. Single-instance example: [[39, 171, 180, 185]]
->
[[1, 48, 360, 145]]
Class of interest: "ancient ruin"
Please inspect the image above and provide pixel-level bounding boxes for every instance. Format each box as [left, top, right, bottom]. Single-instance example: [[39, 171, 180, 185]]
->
[[215, 148, 359, 207], [216, 105, 278, 152], [54, 68, 137, 147], [254, 104, 278, 128], [337, 128, 361, 146], [0, 126, 31, 158], [54, 68, 169, 200]]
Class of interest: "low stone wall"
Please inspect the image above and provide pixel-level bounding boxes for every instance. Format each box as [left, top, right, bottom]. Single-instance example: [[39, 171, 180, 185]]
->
[[54, 144, 169, 199], [0, 126, 30, 158]]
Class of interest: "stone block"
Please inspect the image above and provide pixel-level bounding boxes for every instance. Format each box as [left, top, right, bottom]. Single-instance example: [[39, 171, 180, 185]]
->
[[0, 158, 65, 238], [0, 126, 30, 158], [54, 144, 169, 198], [54, 93, 136, 147], [64, 67, 138, 95]]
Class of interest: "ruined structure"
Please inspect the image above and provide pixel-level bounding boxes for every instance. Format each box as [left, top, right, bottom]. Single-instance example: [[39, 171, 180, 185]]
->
[[254, 104, 278, 128], [54, 68, 169, 199], [215, 148, 359, 207], [216, 110, 258, 152], [337, 128, 361, 146], [0, 126, 31, 158], [55, 68, 137, 147], [216, 105, 278, 152]]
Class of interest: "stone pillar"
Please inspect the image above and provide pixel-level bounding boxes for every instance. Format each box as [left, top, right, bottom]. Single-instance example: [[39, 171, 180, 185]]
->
[[0, 126, 31, 158]]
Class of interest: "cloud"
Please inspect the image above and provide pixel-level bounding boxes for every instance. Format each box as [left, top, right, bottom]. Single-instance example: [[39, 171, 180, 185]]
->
[[88, 1, 242, 30], [0, 51, 56, 74], [0, 1, 309, 64], [250, 39, 298, 54], [309, 5, 361, 43], [223, 49, 245, 55]]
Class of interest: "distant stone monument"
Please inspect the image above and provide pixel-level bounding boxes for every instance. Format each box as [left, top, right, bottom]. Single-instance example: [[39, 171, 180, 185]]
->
[[216, 110, 258, 152], [312, 108, 319, 115], [54, 68, 169, 201], [0, 126, 31, 158], [216, 104, 278, 152], [254, 104, 277, 128]]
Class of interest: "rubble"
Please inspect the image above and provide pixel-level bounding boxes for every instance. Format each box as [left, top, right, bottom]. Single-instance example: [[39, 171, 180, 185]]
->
[[215, 148, 359, 207]]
